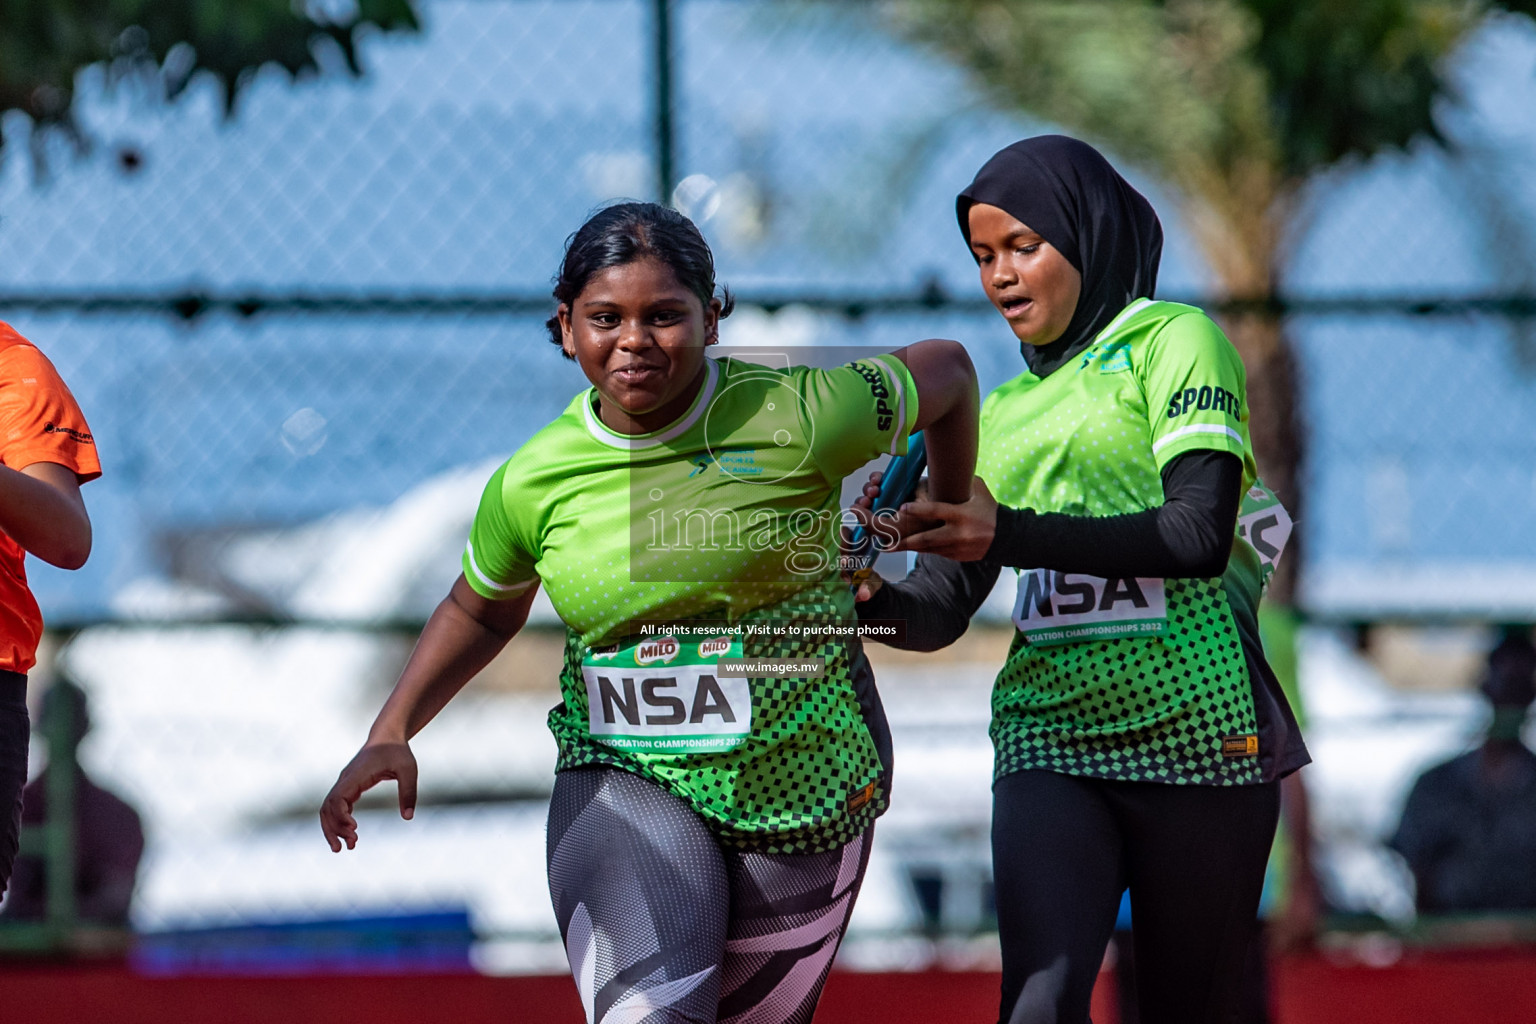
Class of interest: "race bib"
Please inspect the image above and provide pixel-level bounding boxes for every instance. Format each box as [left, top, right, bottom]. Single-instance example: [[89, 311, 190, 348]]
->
[[1235, 481, 1293, 593], [582, 633, 750, 754], [1012, 569, 1168, 646]]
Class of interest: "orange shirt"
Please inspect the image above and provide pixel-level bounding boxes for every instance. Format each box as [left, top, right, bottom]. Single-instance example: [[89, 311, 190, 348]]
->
[[0, 322, 101, 674]]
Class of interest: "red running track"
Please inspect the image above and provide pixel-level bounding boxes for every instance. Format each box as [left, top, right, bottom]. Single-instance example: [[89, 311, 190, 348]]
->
[[4, 952, 1535, 1022], [0, 964, 1101, 1023]]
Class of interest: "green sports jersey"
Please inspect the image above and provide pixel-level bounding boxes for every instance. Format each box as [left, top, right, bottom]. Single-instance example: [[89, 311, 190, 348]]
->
[[978, 298, 1308, 785], [464, 353, 919, 852]]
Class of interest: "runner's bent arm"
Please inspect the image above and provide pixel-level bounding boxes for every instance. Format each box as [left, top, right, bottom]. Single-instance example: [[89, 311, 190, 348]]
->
[[368, 575, 537, 743], [321, 576, 538, 851], [848, 338, 981, 651], [0, 461, 91, 569], [893, 339, 979, 505], [0, 336, 98, 569]]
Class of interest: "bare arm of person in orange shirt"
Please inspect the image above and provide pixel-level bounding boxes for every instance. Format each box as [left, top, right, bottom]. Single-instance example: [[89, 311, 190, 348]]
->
[[0, 461, 92, 569]]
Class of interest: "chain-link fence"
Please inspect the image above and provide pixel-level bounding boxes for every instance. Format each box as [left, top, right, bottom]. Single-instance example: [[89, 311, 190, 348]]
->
[[2, 0, 1535, 969]]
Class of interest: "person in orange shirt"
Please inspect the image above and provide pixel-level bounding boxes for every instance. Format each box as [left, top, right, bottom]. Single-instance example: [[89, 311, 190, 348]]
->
[[0, 321, 99, 896]]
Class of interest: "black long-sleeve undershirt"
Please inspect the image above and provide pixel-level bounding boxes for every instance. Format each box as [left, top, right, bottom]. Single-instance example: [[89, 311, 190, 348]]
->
[[857, 450, 1243, 652]]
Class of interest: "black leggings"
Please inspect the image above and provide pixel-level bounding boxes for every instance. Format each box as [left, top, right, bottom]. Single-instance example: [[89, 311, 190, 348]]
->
[[547, 766, 872, 1024], [993, 770, 1280, 1024], [0, 672, 27, 896]]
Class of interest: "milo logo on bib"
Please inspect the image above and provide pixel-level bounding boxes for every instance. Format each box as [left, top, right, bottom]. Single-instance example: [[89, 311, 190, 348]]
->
[[1013, 570, 1168, 646], [635, 636, 681, 665], [697, 636, 733, 658], [582, 634, 750, 754]]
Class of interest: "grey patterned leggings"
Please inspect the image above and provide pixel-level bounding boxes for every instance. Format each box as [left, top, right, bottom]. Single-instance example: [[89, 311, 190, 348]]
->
[[547, 766, 873, 1024]]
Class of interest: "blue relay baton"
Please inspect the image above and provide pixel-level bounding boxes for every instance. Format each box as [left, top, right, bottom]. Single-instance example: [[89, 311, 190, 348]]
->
[[847, 431, 927, 589]]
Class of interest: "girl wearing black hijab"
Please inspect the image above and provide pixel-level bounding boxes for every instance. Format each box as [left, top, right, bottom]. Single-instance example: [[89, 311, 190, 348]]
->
[[855, 136, 1310, 1024]]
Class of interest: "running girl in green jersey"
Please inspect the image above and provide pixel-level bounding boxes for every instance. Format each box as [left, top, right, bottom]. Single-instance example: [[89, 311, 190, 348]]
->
[[855, 137, 1309, 1024], [320, 202, 979, 1024]]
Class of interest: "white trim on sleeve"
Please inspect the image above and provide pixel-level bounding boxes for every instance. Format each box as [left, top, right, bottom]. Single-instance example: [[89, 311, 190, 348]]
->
[[1151, 423, 1245, 453], [464, 540, 534, 597]]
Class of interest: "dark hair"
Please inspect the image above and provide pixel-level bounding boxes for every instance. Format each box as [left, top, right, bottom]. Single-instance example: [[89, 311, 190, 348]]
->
[[546, 201, 734, 354]]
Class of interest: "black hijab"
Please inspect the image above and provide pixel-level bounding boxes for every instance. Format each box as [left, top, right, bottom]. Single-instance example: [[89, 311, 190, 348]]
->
[[957, 135, 1164, 377]]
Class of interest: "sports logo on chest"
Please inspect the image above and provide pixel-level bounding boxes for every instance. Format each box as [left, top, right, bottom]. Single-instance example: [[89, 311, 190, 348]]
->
[[689, 448, 763, 478]]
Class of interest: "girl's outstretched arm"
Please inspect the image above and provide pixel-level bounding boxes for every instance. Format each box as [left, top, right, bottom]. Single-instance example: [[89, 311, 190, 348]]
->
[[320, 576, 539, 851]]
